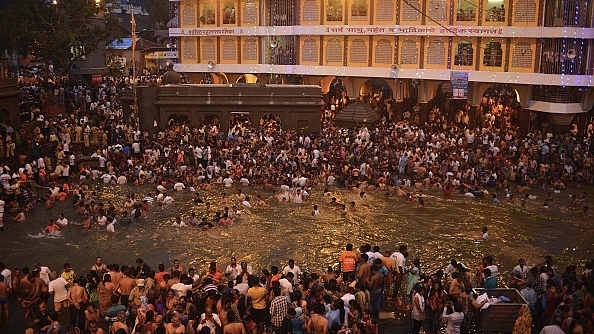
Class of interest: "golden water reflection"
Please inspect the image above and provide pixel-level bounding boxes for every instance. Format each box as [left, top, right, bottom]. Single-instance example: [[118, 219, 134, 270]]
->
[[0, 184, 592, 278]]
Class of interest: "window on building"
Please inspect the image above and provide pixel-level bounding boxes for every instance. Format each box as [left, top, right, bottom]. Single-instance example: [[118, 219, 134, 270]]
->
[[483, 42, 503, 67], [349, 39, 367, 63], [326, 38, 343, 63], [375, 39, 393, 64], [326, 0, 344, 21], [485, 0, 506, 22], [350, 0, 369, 21], [454, 42, 473, 66], [302, 0, 319, 22], [183, 4, 196, 26], [376, 0, 394, 21], [200, 3, 216, 25], [242, 0, 257, 24], [201, 39, 216, 61], [544, 0, 588, 26], [243, 38, 258, 60], [401, 0, 421, 21], [514, 0, 536, 22], [426, 40, 445, 65], [400, 40, 418, 64], [456, 0, 476, 21], [270, 0, 295, 26], [222, 39, 237, 60], [428, 0, 447, 21], [511, 42, 532, 68], [183, 39, 197, 60], [302, 38, 319, 62], [222, 2, 236, 24]]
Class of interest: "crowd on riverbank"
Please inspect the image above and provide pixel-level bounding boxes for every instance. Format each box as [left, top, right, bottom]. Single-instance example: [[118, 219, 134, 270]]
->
[[1, 248, 594, 334]]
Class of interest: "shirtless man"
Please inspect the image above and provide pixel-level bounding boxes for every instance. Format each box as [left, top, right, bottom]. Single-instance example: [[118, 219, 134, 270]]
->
[[68, 277, 89, 328], [117, 268, 136, 307], [169, 259, 184, 276], [224, 310, 246, 334], [11, 267, 21, 297], [111, 311, 129, 334], [91, 257, 108, 274], [308, 304, 328, 334], [0, 275, 9, 321], [21, 271, 41, 321], [87, 320, 105, 334]]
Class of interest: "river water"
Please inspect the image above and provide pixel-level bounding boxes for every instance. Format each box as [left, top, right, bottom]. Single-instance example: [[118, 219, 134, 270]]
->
[[1, 184, 592, 280]]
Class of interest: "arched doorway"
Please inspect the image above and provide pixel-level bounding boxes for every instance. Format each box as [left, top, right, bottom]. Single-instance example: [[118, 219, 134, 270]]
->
[[328, 78, 349, 110], [201, 73, 214, 84], [259, 114, 282, 130], [236, 74, 259, 83], [359, 78, 393, 118], [205, 114, 220, 126], [229, 112, 252, 128], [480, 84, 521, 129], [167, 113, 190, 126]]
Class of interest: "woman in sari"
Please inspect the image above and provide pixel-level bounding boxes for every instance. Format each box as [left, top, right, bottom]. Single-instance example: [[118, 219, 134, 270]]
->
[[512, 304, 533, 334], [97, 273, 116, 317]]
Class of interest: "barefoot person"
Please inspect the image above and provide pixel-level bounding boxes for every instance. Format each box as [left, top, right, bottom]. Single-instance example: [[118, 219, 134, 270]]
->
[[0, 274, 9, 321]]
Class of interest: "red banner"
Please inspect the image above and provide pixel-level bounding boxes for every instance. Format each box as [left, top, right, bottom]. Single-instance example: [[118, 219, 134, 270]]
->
[[91, 74, 103, 84]]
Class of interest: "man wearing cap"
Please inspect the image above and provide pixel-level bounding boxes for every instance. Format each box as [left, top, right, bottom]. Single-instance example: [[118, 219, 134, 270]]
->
[[48, 271, 69, 314], [128, 278, 147, 320]]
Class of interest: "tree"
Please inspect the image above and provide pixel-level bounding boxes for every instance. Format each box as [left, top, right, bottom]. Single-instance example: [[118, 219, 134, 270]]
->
[[144, 0, 170, 29], [0, 0, 120, 87]]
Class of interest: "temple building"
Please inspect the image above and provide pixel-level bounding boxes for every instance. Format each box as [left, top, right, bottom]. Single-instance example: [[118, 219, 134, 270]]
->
[[167, 0, 594, 132]]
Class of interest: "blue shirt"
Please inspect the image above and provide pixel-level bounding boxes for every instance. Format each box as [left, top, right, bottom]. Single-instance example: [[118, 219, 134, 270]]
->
[[483, 276, 497, 289], [325, 309, 341, 328]]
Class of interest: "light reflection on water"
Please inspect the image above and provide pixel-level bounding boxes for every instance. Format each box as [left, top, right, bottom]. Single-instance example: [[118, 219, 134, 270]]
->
[[0, 184, 592, 278]]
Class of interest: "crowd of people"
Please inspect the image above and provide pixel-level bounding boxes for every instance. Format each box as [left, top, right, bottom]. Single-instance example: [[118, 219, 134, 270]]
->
[[2, 248, 594, 334], [0, 65, 593, 333]]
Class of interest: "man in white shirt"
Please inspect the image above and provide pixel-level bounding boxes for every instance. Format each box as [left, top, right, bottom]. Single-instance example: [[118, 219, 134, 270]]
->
[[512, 258, 530, 280], [282, 259, 301, 284], [390, 245, 408, 298], [223, 176, 233, 187], [48, 271, 69, 313], [34, 263, 52, 285], [172, 217, 187, 228], [106, 220, 115, 233], [171, 275, 194, 297], [278, 272, 294, 294], [241, 197, 251, 208], [163, 194, 174, 205], [174, 182, 185, 191], [56, 214, 68, 227], [224, 257, 241, 282], [484, 255, 499, 278], [117, 175, 127, 184], [0, 262, 11, 289]]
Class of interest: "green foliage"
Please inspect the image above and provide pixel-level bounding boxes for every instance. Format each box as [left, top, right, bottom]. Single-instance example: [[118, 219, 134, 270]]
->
[[0, 0, 120, 79]]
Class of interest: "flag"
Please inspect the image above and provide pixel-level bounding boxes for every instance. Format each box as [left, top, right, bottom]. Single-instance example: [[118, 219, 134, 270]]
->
[[131, 5, 137, 51]]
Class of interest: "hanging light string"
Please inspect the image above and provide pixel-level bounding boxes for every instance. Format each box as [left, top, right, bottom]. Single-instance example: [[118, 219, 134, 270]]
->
[[401, 0, 537, 65], [401, 0, 488, 50]]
